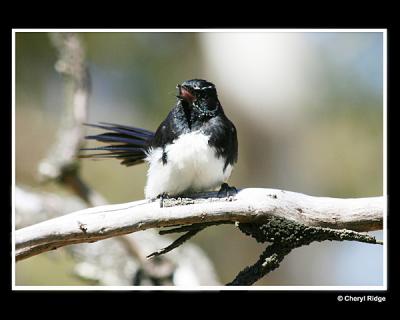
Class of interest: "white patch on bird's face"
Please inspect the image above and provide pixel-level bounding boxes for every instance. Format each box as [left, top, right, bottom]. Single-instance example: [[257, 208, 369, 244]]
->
[[144, 131, 233, 199]]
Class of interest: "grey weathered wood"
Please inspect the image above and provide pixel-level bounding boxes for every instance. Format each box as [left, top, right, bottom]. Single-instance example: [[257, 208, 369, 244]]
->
[[15, 188, 384, 261]]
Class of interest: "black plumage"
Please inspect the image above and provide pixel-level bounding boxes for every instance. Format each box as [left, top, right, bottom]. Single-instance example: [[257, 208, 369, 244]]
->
[[80, 79, 238, 197], [80, 122, 154, 166]]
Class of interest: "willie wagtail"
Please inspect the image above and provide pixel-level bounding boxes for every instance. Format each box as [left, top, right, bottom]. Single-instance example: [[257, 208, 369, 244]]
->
[[80, 79, 238, 200]]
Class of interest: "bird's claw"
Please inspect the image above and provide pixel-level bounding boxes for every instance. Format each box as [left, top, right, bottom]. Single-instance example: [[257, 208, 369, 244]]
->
[[157, 192, 170, 208], [217, 183, 237, 198]]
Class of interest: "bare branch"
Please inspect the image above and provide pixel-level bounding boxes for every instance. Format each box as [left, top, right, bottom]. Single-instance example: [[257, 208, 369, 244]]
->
[[15, 185, 87, 228], [147, 229, 204, 259], [37, 33, 94, 202], [228, 217, 382, 285], [159, 221, 233, 235], [15, 184, 221, 284], [15, 188, 384, 261], [227, 243, 292, 286]]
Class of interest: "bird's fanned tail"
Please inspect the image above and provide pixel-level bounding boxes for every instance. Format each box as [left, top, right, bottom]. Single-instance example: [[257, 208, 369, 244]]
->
[[80, 122, 154, 166]]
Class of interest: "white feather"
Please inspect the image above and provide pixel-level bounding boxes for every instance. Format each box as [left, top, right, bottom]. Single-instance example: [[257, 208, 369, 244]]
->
[[144, 131, 233, 199]]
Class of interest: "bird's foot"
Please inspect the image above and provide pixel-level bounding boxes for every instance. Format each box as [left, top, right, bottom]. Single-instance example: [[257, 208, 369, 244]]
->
[[217, 183, 237, 198], [157, 192, 171, 208]]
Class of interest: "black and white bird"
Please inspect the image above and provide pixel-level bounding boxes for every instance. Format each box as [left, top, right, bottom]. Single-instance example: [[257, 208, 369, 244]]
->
[[81, 79, 238, 200]]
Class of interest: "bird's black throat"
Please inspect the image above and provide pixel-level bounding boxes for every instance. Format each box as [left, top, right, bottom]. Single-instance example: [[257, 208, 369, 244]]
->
[[180, 99, 193, 130], [179, 100, 221, 132]]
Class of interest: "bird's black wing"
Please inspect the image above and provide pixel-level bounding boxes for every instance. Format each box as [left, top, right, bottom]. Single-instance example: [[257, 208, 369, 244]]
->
[[150, 104, 190, 149], [205, 114, 238, 171]]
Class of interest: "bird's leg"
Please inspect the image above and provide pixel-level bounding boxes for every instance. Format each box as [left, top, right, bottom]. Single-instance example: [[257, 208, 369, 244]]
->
[[157, 192, 171, 208], [217, 183, 238, 198]]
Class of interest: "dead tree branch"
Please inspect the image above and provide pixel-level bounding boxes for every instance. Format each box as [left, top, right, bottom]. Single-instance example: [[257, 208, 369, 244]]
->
[[15, 189, 384, 262], [38, 33, 89, 181], [146, 228, 205, 259], [37, 33, 103, 206], [227, 217, 382, 285]]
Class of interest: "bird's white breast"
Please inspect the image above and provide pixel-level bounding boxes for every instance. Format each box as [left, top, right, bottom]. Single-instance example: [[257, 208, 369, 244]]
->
[[144, 131, 232, 199]]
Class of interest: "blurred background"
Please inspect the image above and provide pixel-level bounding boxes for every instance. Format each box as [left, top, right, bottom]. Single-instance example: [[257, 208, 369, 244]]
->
[[15, 31, 384, 286]]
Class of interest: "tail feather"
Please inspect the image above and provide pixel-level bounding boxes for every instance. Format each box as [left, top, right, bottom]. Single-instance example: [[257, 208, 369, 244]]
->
[[80, 153, 130, 158], [87, 122, 153, 140], [81, 146, 146, 152], [98, 122, 154, 137], [80, 122, 154, 167], [85, 133, 148, 146]]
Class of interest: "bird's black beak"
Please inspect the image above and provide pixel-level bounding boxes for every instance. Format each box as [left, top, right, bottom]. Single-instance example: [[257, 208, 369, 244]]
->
[[176, 84, 182, 99]]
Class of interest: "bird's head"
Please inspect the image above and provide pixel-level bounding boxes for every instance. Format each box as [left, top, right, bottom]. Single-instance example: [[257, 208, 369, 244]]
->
[[176, 79, 220, 116]]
